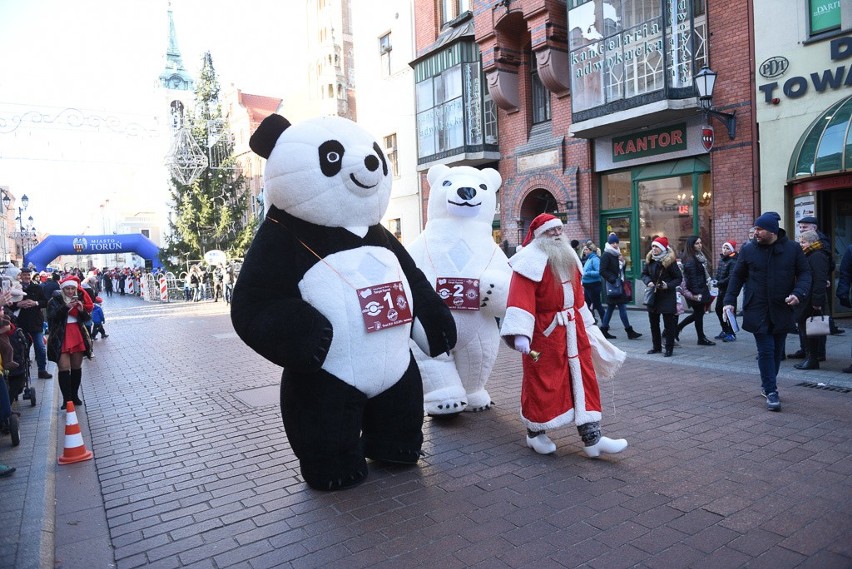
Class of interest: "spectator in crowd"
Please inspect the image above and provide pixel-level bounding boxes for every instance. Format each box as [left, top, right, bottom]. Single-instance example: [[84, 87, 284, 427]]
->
[[836, 244, 851, 373], [792, 230, 830, 371], [14, 268, 52, 379], [581, 242, 605, 324], [723, 213, 811, 412], [797, 215, 843, 336], [713, 240, 738, 342], [677, 235, 716, 346], [641, 237, 682, 357], [599, 234, 641, 341], [42, 271, 61, 303], [90, 297, 108, 340]]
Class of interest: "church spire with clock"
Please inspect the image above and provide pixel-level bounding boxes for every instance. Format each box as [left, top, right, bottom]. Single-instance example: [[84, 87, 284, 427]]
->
[[159, 3, 194, 92]]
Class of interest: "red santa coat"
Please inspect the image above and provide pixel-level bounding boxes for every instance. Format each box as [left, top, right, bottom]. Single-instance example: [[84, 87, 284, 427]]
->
[[501, 244, 625, 431]]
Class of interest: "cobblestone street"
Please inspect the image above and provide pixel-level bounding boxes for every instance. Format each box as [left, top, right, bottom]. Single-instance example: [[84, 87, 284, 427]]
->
[[2, 294, 850, 568]]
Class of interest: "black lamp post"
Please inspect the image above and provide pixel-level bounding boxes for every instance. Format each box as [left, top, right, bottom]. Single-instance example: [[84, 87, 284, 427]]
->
[[0, 190, 10, 263], [694, 66, 737, 140]]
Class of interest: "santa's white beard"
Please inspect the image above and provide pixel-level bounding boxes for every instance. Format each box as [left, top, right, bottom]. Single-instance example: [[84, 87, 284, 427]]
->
[[536, 235, 577, 281]]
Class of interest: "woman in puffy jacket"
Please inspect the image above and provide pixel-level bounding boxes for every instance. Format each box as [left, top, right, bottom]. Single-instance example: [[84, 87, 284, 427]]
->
[[641, 237, 682, 357], [581, 242, 604, 323], [676, 235, 716, 346]]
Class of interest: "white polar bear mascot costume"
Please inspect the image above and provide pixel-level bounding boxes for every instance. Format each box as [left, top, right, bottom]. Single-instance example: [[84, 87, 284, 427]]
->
[[408, 164, 512, 415]]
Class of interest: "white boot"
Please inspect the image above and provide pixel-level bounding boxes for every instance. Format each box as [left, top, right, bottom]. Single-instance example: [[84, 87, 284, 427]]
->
[[526, 433, 557, 455], [583, 436, 628, 458]]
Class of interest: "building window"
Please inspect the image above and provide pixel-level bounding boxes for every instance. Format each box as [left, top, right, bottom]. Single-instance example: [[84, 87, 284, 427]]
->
[[379, 32, 392, 76], [568, 0, 707, 113], [441, 0, 471, 25], [483, 88, 498, 145], [141, 229, 150, 239], [387, 218, 402, 241], [530, 51, 552, 124], [384, 133, 399, 178], [809, 0, 841, 36]]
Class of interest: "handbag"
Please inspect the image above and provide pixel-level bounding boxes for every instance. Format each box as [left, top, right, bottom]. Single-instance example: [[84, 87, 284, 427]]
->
[[642, 286, 656, 308], [805, 314, 830, 337], [622, 281, 633, 302], [605, 278, 624, 299]]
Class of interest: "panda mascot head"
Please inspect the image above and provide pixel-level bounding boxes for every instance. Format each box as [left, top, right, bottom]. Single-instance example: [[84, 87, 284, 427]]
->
[[249, 114, 391, 230]]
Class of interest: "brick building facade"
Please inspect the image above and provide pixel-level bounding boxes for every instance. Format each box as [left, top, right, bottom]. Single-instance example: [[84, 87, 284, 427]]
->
[[413, 0, 757, 295]]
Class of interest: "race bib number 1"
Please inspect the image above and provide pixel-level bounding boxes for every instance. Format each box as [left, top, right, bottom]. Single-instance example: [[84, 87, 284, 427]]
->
[[357, 281, 413, 332], [436, 277, 480, 310]]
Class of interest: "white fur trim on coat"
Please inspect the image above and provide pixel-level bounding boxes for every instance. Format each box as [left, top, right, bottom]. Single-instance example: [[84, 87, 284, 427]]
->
[[508, 245, 549, 282], [500, 306, 535, 340]]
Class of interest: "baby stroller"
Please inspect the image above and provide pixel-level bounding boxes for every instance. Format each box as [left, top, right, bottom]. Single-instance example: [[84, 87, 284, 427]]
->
[[6, 327, 35, 408]]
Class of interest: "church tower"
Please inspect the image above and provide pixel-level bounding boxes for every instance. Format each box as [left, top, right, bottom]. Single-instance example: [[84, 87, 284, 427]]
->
[[159, 2, 195, 132]]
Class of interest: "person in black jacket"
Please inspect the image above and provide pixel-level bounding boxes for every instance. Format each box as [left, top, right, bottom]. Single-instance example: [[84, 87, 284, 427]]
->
[[723, 213, 812, 412], [676, 235, 716, 346], [792, 231, 830, 370], [641, 237, 682, 357], [12, 268, 52, 379], [598, 234, 641, 340], [836, 244, 852, 373], [713, 240, 738, 342]]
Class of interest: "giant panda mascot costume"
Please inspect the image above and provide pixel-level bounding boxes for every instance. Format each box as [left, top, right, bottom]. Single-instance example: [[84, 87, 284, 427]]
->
[[407, 164, 511, 415], [231, 114, 457, 491]]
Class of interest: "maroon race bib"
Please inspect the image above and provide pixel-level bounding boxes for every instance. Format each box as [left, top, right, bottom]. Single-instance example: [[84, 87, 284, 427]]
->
[[436, 277, 480, 311], [357, 281, 413, 332]]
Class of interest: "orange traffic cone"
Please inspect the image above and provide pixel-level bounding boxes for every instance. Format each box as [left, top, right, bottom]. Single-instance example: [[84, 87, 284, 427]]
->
[[58, 402, 93, 464]]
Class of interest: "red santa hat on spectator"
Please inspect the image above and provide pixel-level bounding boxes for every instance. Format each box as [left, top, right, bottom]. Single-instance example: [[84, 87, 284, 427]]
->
[[723, 240, 737, 253], [522, 213, 563, 247], [59, 275, 80, 289], [651, 236, 669, 251]]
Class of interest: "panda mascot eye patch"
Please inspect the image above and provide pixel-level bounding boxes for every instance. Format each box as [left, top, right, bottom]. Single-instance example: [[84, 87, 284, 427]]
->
[[319, 140, 345, 177]]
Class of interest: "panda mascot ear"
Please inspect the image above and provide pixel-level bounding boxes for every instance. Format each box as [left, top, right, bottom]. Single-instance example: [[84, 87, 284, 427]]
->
[[249, 113, 291, 159]]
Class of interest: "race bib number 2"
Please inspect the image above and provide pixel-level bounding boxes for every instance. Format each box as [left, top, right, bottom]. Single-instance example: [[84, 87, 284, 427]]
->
[[436, 277, 480, 311], [357, 281, 413, 332]]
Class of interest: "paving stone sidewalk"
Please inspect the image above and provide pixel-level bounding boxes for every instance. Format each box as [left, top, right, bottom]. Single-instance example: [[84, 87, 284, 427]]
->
[[2, 295, 850, 568]]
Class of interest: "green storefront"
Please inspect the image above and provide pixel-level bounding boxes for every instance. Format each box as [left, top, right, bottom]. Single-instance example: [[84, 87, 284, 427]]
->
[[595, 119, 713, 296]]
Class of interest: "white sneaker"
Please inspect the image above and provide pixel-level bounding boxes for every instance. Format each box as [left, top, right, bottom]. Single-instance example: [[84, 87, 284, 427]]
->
[[583, 436, 628, 458], [526, 434, 557, 455]]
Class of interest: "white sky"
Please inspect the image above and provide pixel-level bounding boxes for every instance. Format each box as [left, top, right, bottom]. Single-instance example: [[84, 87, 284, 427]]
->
[[0, 0, 307, 237]]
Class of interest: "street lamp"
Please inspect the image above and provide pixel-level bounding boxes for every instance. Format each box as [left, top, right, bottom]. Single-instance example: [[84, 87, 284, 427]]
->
[[0, 190, 10, 262], [694, 66, 737, 140]]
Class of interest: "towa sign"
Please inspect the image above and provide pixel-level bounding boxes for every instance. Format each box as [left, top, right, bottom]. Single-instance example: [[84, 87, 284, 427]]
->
[[758, 36, 852, 103]]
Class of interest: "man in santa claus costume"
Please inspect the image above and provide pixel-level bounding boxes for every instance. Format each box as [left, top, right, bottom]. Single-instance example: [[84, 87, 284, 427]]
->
[[501, 214, 629, 456]]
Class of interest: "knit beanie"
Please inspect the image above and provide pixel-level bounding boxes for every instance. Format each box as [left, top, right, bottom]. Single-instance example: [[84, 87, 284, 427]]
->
[[607, 233, 619, 244], [754, 213, 779, 234]]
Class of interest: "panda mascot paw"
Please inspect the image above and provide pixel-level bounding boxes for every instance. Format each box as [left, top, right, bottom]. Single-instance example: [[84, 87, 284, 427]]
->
[[231, 114, 455, 491], [406, 164, 511, 417]]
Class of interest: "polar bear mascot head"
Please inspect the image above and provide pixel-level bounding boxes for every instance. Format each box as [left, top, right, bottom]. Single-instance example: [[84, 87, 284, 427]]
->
[[426, 164, 502, 227]]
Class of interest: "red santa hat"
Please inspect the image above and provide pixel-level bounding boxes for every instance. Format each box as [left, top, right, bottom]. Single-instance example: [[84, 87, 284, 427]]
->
[[652, 236, 669, 251], [522, 213, 563, 247], [59, 275, 80, 289], [723, 240, 737, 253]]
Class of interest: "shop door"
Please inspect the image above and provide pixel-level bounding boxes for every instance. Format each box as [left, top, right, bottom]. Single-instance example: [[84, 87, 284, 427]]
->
[[829, 190, 852, 316], [602, 214, 634, 280]]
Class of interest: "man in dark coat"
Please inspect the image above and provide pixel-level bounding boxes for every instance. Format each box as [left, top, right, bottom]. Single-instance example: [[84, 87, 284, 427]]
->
[[13, 268, 52, 378], [723, 213, 812, 412]]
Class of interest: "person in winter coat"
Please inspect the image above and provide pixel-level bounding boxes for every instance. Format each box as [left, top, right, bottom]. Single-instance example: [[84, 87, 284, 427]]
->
[[598, 234, 641, 340], [676, 235, 716, 346], [792, 231, 830, 370], [723, 213, 812, 412], [713, 241, 738, 342], [836, 244, 852, 373], [47, 276, 94, 409], [13, 267, 52, 378], [641, 237, 682, 357], [581, 243, 605, 323]]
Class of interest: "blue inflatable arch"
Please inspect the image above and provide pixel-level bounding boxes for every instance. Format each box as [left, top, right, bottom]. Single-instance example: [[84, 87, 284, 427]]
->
[[24, 234, 163, 271]]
